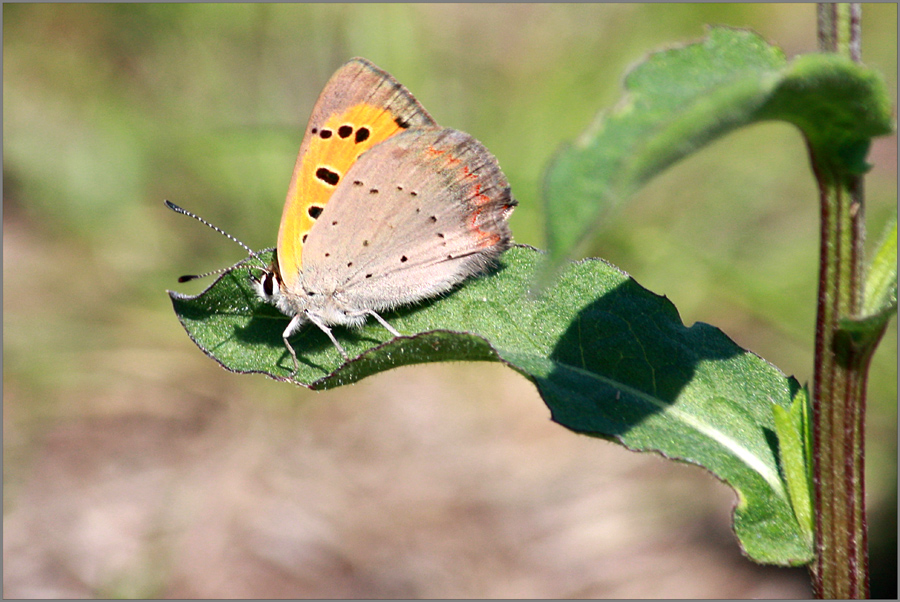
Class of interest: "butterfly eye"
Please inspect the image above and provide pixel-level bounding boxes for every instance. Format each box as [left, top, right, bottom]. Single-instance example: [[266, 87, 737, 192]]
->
[[250, 269, 280, 302], [262, 272, 278, 298]]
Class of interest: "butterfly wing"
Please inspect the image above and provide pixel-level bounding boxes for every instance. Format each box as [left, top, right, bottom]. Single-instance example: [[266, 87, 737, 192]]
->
[[301, 128, 516, 315], [277, 58, 438, 290]]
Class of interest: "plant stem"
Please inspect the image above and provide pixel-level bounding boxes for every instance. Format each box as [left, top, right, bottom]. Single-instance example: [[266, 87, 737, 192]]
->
[[810, 3, 869, 598]]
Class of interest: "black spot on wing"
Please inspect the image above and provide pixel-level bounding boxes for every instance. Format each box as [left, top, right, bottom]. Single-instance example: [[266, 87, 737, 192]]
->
[[316, 167, 340, 186]]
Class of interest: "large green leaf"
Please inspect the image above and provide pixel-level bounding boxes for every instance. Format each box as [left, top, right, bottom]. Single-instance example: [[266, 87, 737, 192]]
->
[[543, 27, 893, 272], [171, 244, 810, 564]]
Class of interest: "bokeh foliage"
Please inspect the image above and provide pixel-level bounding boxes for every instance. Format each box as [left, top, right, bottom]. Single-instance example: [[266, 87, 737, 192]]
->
[[4, 3, 896, 596]]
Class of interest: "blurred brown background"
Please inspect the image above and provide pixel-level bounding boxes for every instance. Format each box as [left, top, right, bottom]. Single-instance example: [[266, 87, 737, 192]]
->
[[4, 4, 896, 598]]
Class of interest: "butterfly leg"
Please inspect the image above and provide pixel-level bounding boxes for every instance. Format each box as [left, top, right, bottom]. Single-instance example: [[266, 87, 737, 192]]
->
[[282, 336, 300, 374], [281, 314, 305, 373], [366, 310, 401, 338], [305, 312, 350, 360]]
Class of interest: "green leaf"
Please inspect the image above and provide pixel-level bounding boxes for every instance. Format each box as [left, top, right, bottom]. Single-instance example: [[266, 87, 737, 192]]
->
[[862, 216, 897, 320], [542, 26, 894, 272], [773, 386, 814, 547], [839, 216, 898, 345], [171, 245, 811, 565]]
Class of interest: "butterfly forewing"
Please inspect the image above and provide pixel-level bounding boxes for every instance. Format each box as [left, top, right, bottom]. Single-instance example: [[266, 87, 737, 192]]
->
[[277, 58, 439, 289]]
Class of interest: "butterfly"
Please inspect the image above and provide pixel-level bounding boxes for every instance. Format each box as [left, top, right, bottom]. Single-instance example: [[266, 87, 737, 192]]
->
[[171, 58, 515, 373]]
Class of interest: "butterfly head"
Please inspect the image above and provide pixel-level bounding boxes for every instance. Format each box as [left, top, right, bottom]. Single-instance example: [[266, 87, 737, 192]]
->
[[252, 264, 314, 324], [249, 255, 325, 321], [249, 256, 307, 322]]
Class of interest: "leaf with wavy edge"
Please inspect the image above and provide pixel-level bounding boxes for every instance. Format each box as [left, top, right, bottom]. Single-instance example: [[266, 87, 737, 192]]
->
[[171, 245, 810, 564], [542, 27, 893, 274]]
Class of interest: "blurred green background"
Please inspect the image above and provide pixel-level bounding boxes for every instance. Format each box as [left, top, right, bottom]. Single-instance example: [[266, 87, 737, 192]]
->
[[4, 4, 896, 598]]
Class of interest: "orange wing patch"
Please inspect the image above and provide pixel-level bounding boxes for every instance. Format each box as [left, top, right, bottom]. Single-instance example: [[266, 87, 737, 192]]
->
[[277, 103, 416, 287]]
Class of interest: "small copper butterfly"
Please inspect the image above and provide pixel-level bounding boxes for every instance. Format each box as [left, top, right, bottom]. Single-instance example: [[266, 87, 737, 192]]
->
[[169, 58, 516, 371]]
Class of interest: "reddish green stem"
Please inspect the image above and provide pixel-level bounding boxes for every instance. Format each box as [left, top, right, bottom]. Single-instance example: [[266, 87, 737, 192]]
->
[[809, 3, 869, 598]]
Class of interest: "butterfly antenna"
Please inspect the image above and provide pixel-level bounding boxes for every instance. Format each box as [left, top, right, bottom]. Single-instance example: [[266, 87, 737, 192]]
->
[[165, 200, 269, 282]]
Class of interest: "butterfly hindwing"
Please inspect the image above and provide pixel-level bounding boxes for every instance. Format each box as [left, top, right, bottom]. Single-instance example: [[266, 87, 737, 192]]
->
[[301, 128, 516, 313]]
